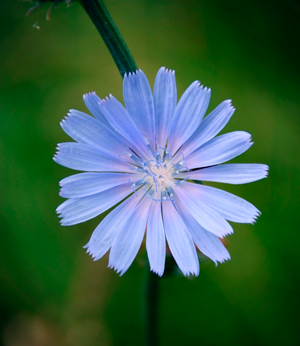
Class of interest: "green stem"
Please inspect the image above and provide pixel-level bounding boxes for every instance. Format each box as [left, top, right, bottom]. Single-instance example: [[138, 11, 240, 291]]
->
[[80, 0, 138, 77], [144, 270, 160, 346]]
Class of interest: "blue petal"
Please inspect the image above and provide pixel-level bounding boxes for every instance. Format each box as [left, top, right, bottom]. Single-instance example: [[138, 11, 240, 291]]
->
[[153, 67, 177, 148], [54, 142, 132, 172], [185, 131, 253, 169], [180, 163, 269, 184], [99, 95, 151, 159], [174, 195, 230, 264], [168, 81, 211, 154], [85, 193, 142, 260], [83, 92, 112, 127], [162, 201, 199, 276], [61, 110, 128, 156], [56, 184, 132, 226], [59, 172, 141, 198], [182, 100, 234, 154], [109, 196, 152, 275], [123, 70, 155, 148], [146, 201, 166, 276], [183, 183, 260, 224], [174, 185, 233, 238]]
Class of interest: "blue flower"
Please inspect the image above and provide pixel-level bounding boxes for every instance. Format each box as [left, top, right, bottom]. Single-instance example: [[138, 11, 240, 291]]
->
[[54, 67, 268, 276]]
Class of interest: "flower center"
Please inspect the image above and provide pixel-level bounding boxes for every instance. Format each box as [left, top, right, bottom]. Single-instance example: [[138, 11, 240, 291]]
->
[[120, 139, 190, 202]]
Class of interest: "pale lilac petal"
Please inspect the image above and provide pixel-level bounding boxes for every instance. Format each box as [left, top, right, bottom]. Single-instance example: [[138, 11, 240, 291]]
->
[[99, 95, 151, 158], [83, 92, 112, 127], [180, 164, 269, 184], [183, 183, 260, 224], [109, 196, 152, 275], [60, 110, 128, 156], [59, 172, 142, 198], [174, 195, 230, 264], [53, 142, 132, 172], [153, 67, 177, 148], [182, 100, 234, 154], [174, 185, 233, 238], [85, 193, 142, 260], [185, 131, 253, 169], [123, 70, 155, 147], [168, 81, 211, 154], [162, 201, 199, 276], [56, 184, 132, 226], [146, 201, 166, 276]]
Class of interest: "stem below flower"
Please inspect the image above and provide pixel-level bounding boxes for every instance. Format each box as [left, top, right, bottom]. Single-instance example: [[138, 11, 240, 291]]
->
[[144, 270, 160, 346], [80, 0, 138, 77]]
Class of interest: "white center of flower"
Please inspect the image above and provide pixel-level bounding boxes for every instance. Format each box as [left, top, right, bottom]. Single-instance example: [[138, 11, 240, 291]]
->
[[121, 142, 189, 202]]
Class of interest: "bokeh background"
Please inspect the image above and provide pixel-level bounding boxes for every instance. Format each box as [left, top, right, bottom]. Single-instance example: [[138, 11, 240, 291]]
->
[[1, 0, 299, 345]]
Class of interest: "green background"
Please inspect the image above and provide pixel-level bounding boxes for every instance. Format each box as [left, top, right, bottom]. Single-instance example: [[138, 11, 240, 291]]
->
[[0, 0, 299, 345]]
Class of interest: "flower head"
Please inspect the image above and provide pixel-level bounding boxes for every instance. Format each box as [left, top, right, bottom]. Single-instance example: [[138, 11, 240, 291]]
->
[[54, 67, 268, 276]]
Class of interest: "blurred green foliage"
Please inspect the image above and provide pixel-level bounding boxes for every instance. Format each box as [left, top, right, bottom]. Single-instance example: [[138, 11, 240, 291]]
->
[[0, 0, 299, 345]]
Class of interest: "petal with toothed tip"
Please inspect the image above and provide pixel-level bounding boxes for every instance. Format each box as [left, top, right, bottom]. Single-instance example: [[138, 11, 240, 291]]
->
[[99, 95, 152, 159], [123, 70, 155, 149], [53, 142, 133, 173], [85, 192, 142, 261], [178, 163, 269, 185], [153, 67, 177, 148], [60, 110, 129, 157], [174, 185, 234, 238], [185, 131, 253, 169], [59, 172, 142, 198], [83, 92, 112, 127], [180, 182, 260, 224], [109, 196, 152, 275], [56, 183, 133, 226], [182, 100, 235, 154], [146, 201, 166, 276], [168, 81, 211, 154], [174, 195, 230, 264], [162, 201, 199, 276]]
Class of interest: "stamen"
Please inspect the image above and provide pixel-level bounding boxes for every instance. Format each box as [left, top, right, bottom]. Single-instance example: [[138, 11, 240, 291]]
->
[[161, 190, 168, 200], [125, 149, 143, 164], [157, 146, 173, 161], [152, 175, 159, 192], [142, 174, 151, 183], [119, 149, 145, 171], [143, 159, 155, 169], [129, 178, 139, 197], [146, 163, 158, 177], [129, 166, 145, 173], [132, 179, 145, 187], [172, 165, 189, 176], [172, 151, 189, 173], [142, 135, 156, 155], [175, 176, 190, 186], [166, 186, 174, 199], [147, 187, 154, 198], [154, 150, 161, 163]]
